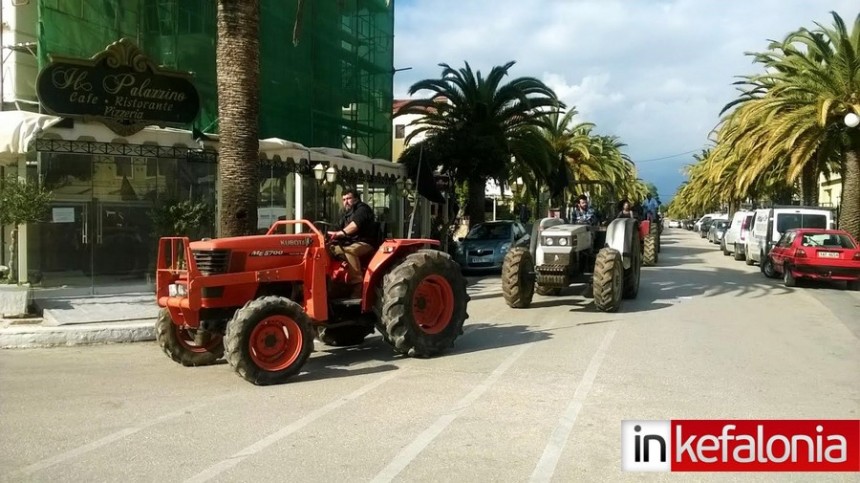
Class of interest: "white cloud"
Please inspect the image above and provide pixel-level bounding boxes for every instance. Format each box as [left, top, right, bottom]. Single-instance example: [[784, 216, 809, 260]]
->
[[394, 0, 858, 199]]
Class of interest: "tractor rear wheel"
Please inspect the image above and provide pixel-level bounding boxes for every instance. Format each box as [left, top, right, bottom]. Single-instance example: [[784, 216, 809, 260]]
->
[[225, 296, 313, 385], [315, 325, 373, 347], [501, 247, 535, 308], [643, 235, 658, 266], [155, 309, 224, 366], [593, 248, 623, 312], [623, 233, 641, 299], [377, 250, 468, 357], [535, 284, 561, 296]]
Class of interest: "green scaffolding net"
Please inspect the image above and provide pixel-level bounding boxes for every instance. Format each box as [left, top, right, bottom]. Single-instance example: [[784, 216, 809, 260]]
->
[[37, 0, 395, 159]]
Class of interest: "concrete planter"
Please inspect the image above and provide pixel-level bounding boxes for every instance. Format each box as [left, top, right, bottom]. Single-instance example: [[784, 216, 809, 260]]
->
[[0, 284, 31, 317]]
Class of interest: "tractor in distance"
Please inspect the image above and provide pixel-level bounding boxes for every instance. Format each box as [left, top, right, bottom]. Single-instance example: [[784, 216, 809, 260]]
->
[[155, 219, 469, 385], [501, 181, 657, 311]]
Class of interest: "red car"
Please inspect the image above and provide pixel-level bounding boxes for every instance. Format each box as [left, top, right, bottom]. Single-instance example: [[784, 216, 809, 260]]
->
[[765, 228, 860, 289]]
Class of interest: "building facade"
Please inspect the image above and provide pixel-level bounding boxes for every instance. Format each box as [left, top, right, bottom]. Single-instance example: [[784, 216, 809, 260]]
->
[[0, 1, 405, 297]]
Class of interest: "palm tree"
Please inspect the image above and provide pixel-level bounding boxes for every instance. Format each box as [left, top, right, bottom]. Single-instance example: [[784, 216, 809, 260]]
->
[[216, 0, 261, 236], [395, 61, 561, 226], [722, 12, 860, 237]]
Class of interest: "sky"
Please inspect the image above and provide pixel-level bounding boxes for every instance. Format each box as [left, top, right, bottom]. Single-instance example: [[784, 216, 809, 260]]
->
[[392, 1, 858, 202]]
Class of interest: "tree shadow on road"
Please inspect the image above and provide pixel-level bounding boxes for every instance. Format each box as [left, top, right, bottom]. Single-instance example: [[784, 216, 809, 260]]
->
[[295, 338, 402, 382]]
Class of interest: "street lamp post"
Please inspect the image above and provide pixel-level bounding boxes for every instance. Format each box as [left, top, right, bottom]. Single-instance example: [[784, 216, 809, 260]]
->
[[313, 163, 337, 221]]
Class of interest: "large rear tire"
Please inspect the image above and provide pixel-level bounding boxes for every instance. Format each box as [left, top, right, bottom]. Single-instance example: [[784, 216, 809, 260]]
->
[[623, 233, 641, 299], [225, 296, 313, 385], [643, 235, 658, 266], [377, 249, 468, 357], [593, 248, 623, 312], [155, 308, 223, 367], [501, 247, 535, 308]]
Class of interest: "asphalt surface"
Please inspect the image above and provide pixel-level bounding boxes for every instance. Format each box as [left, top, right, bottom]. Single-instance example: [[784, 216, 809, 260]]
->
[[1, 228, 858, 482]]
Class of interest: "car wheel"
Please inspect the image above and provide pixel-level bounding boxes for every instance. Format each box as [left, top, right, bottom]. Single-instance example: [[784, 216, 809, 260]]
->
[[783, 265, 796, 287], [761, 255, 777, 279], [734, 244, 745, 261]]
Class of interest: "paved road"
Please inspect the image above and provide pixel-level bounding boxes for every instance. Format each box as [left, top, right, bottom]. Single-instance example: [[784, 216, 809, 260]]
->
[[1, 229, 858, 482]]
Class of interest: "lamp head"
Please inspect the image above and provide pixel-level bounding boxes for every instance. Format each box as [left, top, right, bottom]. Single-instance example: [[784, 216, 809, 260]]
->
[[325, 166, 337, 183], [845, 112, 860, 128], [313, 163, 325, 181]]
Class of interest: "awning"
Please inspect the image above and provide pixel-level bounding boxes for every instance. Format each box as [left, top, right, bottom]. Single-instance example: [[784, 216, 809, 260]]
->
[[0, 110, 407, 180], [0, 111, 63, 161]]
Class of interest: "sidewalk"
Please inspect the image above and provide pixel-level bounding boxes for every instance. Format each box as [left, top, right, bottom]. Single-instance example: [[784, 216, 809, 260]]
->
[[0, 293, 157, 349]]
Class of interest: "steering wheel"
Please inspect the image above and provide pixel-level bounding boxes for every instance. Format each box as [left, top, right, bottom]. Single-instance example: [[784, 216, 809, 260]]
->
[[313, 221, 336, 237]]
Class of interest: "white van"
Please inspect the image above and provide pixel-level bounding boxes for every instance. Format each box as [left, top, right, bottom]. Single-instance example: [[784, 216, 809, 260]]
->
[[694, 213, 722, 233], [745, 206, 835, 265], [721, 211, 754, 259]]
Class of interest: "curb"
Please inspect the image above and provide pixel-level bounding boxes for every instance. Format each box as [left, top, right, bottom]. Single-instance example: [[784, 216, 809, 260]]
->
[[0, 319, 156, 349]]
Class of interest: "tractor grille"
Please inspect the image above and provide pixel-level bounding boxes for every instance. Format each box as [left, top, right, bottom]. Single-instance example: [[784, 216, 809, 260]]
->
[[536, 272, 568, 287], [192, 249, 231, 275]]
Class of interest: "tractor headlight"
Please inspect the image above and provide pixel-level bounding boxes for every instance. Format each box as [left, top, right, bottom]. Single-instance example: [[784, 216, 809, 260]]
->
[[544, 236, 554, 246], [558, 237, 568, 246], [168, 283, 187, 297]]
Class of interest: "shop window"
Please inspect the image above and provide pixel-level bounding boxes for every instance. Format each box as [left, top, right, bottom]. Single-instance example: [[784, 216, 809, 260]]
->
[[145, 158, 161, 178], [115, 157, 133, 179]]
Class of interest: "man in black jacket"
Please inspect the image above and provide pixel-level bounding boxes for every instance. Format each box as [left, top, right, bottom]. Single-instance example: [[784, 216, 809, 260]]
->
[[330, 189, 376, 297]]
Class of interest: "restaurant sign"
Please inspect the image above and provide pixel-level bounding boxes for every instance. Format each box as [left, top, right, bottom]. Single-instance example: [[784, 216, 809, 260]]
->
[[36, 38, 200, 136]]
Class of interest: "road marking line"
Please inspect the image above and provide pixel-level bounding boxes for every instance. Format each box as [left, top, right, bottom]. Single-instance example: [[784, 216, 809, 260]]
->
[[184, 370, 401, 483], [529, 328, 617, 482], [370, 342, 532, 483], [7, 395, 233, 479]]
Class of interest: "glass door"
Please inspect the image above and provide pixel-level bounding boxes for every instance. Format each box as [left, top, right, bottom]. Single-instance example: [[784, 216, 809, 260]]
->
[[33, 201, 94, 291], [91, 200, 155, 294]]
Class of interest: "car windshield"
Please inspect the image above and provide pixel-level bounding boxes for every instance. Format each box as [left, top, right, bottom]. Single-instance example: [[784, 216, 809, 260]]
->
[[800, 233, 856, 249], [465, 223, 512, 240], [715, 221, 728, 229]]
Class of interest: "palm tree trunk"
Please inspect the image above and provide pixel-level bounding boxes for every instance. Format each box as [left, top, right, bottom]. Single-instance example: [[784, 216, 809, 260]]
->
[[839, 146, 860, 240], [466, 178, 486, 228], [799, 162, 819, 205], [216, 0, 261, 237], [7, 227, 17, 282]]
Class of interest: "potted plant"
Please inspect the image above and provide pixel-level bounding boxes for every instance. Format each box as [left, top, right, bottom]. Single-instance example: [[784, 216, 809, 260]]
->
[[0, 174, 52, 316]]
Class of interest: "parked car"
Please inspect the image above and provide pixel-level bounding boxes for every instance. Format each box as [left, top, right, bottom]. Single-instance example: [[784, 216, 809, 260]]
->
[[763, 228, 860, 289], [707, 220, 729, 244], [721, 210, 754, 260], [454, 220, 529, 271], [745, 206, 835, 268]]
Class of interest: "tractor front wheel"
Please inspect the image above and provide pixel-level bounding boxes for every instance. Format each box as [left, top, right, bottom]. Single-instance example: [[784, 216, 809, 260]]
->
[[377, 250, 468, 357], [593, 248, 624, 312], [155, 309, 224, 366], [225, 296, 313, 385], [502, 247, 536, 308], [623, 232, 641, 299]]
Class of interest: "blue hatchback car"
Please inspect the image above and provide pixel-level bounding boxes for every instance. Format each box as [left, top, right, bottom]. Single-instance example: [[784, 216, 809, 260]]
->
[[454, 220, 529, 271]]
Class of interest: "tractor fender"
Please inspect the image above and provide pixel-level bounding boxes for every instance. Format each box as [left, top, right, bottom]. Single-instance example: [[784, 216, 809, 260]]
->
[[604, 218, 636, 270], [360, 238, 439, 312]]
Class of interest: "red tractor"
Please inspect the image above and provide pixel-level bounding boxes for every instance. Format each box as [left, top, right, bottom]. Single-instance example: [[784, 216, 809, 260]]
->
[[155, 220, 469, 385]]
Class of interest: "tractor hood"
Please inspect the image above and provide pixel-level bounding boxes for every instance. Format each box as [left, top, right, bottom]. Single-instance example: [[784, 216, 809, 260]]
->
[[540, 224, 593, 237], [190, 234, 318, 251]]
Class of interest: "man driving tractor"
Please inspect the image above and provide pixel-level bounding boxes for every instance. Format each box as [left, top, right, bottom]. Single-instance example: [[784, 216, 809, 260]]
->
[[330, 188, 377, 297]]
